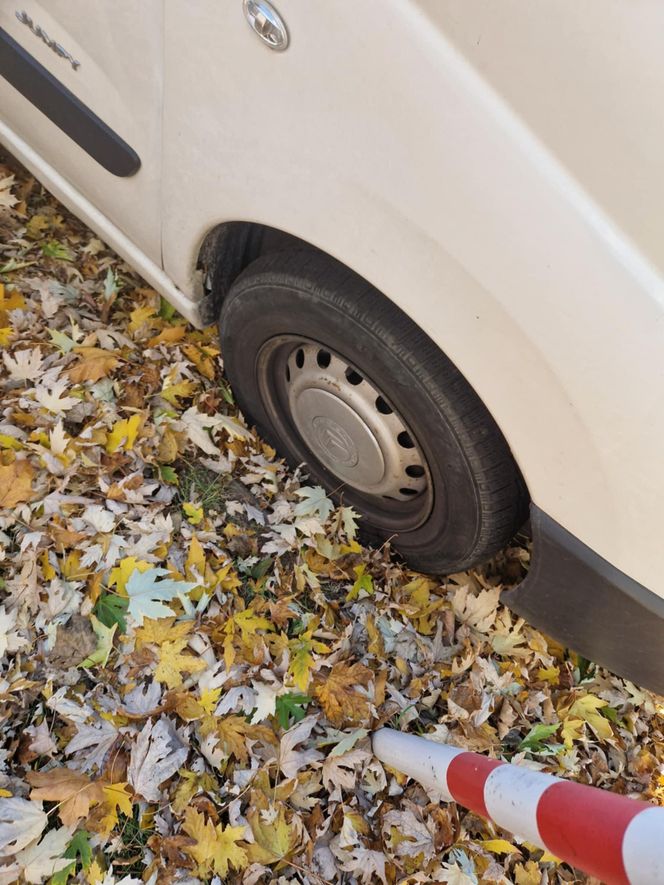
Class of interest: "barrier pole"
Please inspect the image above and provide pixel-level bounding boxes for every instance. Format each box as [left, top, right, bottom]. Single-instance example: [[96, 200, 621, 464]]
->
[[372, 728, 664, 884]]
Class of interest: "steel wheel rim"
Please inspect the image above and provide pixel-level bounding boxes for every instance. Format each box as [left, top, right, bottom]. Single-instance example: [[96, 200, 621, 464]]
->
[[256, 335, 434, 531]]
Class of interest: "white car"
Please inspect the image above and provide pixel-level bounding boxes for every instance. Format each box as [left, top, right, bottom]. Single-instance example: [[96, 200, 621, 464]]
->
[[1, 2, 663, 693]]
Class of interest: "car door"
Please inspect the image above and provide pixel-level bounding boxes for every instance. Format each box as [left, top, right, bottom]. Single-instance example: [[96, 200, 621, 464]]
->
[[0, 2, 162, 263]]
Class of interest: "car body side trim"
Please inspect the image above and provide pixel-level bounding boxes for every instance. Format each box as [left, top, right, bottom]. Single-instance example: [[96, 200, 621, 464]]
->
[[0, 27, 140, 177], [503, 506, 664, 694]]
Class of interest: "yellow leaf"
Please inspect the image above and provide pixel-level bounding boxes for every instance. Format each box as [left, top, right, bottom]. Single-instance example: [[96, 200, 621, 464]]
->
[[87, 859, 105, 885], [183, 502, 204, 525], [155, 639, 207, 689], [100, 782, 133, 835], [0, 456, 35, 507], [481, 838, 520, 855], [199, 687, 222, 714], [108, 557, 151, 594], [567, 694, 613, 742], [216, 715, 252, 763], [537, 666, 560, 684], [68, 346, 120, 383], [0, 433, 22, 450], [315, 661, 372, 727], [288, 625, 329, 692], [0, 327, 13, 346], [106, 414, 142, 453], [157, 426, 179, 462], [128, 304, 157, 334], [148, 324, 187, 346], [183, 807, 248, 877], [561, 717, 585, 748], [161, 378, 197, 405], [0, 284, 23, 306], [28, 767, 104, 826], [135, 616, 193, 649], [186, 534, 206, 577], [182, 343, 217, 380], [514, 861, 543, 885], [246, 804, 294, 865], [232, 608, 273, 640]]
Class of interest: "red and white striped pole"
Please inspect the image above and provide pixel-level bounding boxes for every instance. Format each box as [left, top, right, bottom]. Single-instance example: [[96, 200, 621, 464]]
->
[[372, 729, 664, 884]]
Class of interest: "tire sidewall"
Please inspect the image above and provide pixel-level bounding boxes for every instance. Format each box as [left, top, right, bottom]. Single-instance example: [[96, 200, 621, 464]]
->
[[220, 267, 483, 570]]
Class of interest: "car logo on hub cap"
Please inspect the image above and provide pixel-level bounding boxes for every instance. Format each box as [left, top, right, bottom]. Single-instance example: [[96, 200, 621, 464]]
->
[[312, 416, 359, 469]]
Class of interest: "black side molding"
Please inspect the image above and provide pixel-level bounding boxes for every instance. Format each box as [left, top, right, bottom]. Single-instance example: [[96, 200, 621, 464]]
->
[[0, 27, 140, 177], [503, 506, 664, 695]]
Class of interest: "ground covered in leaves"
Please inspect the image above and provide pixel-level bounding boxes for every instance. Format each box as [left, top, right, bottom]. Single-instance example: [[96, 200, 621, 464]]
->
[[0, 152, 662, 885]]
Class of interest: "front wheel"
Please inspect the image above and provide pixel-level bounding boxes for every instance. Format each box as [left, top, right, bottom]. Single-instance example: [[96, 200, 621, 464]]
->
[[219, 251, 527, 574]]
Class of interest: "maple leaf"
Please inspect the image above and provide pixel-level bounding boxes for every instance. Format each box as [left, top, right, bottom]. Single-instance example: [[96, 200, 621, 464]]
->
[[128, 717, 188, 802], [28, 767, 104, 826], [294, 485, 334, 521], [279, 715, 324, 779], [34, 377, 79, 413], [155, 639, 207, 689], [67, 346, 120, 383], [161, 378, 197, 405], [315, 661, 373, 726], [0, 798, 47, 855], [106, 414, 142, 453], [108, 556, 151, 594], [563, 694, 614, 744], [134, 616, 193, 649], [14, 825, 73, 884], [288, 624, 329, 692], [3, 346, 44, 381], [0, 457, 35, 507], [339, 846, 388, 885], [125, 567, 198, 625], [215, 715, 252, 763], [452, 585, 501, 633], [99, 782, 133, 835], [182, 807, 248, 877], [246, 803, 295, 865], [128, 304, 157, 334], [0, 175, 18, 210]]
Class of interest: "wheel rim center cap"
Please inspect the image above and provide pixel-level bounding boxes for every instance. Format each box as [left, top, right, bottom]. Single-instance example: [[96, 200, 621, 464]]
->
[[291, 389, 385, 488]]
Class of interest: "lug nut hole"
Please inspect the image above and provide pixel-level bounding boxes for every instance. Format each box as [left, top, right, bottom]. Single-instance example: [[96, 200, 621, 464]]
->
[[405, 464, 425, 478], [317, 349, 331, 368], [345, 368, 363, 385], [397, 430, 415, 449], [375, 395, 393, 414]]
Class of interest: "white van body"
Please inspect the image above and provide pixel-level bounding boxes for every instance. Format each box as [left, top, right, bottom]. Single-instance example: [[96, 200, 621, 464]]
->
[[1, 1, 663, 689]]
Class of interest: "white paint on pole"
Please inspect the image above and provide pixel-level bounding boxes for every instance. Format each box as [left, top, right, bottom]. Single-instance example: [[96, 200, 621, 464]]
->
[[371, 728, 464, 801], [622, 807, 664, 885], [483, 764, 557, 846]]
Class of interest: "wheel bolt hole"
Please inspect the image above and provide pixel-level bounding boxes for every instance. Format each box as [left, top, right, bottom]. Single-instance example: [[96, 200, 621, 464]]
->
[[375, 395, 393, 414], [400, 487, 418, 496], [295, 348, 305, 369], [345, 368, 363, 385], [397, 431, 415, 449], [405, 464, 425, 478], [285, 365, 291, 382], [317, 349, 331, 368]]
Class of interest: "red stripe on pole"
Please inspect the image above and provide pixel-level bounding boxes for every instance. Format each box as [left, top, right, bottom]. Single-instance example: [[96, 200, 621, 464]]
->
[[446, 753, 503, 819], [536, 780, 645, 885]]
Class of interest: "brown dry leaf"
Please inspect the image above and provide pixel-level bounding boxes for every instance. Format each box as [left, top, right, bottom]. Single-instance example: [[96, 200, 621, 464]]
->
[[28, 767, 104, 826], [315, 661, 373, 726], [67, 346, 120, 382], [0, 456, 36, 507]]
